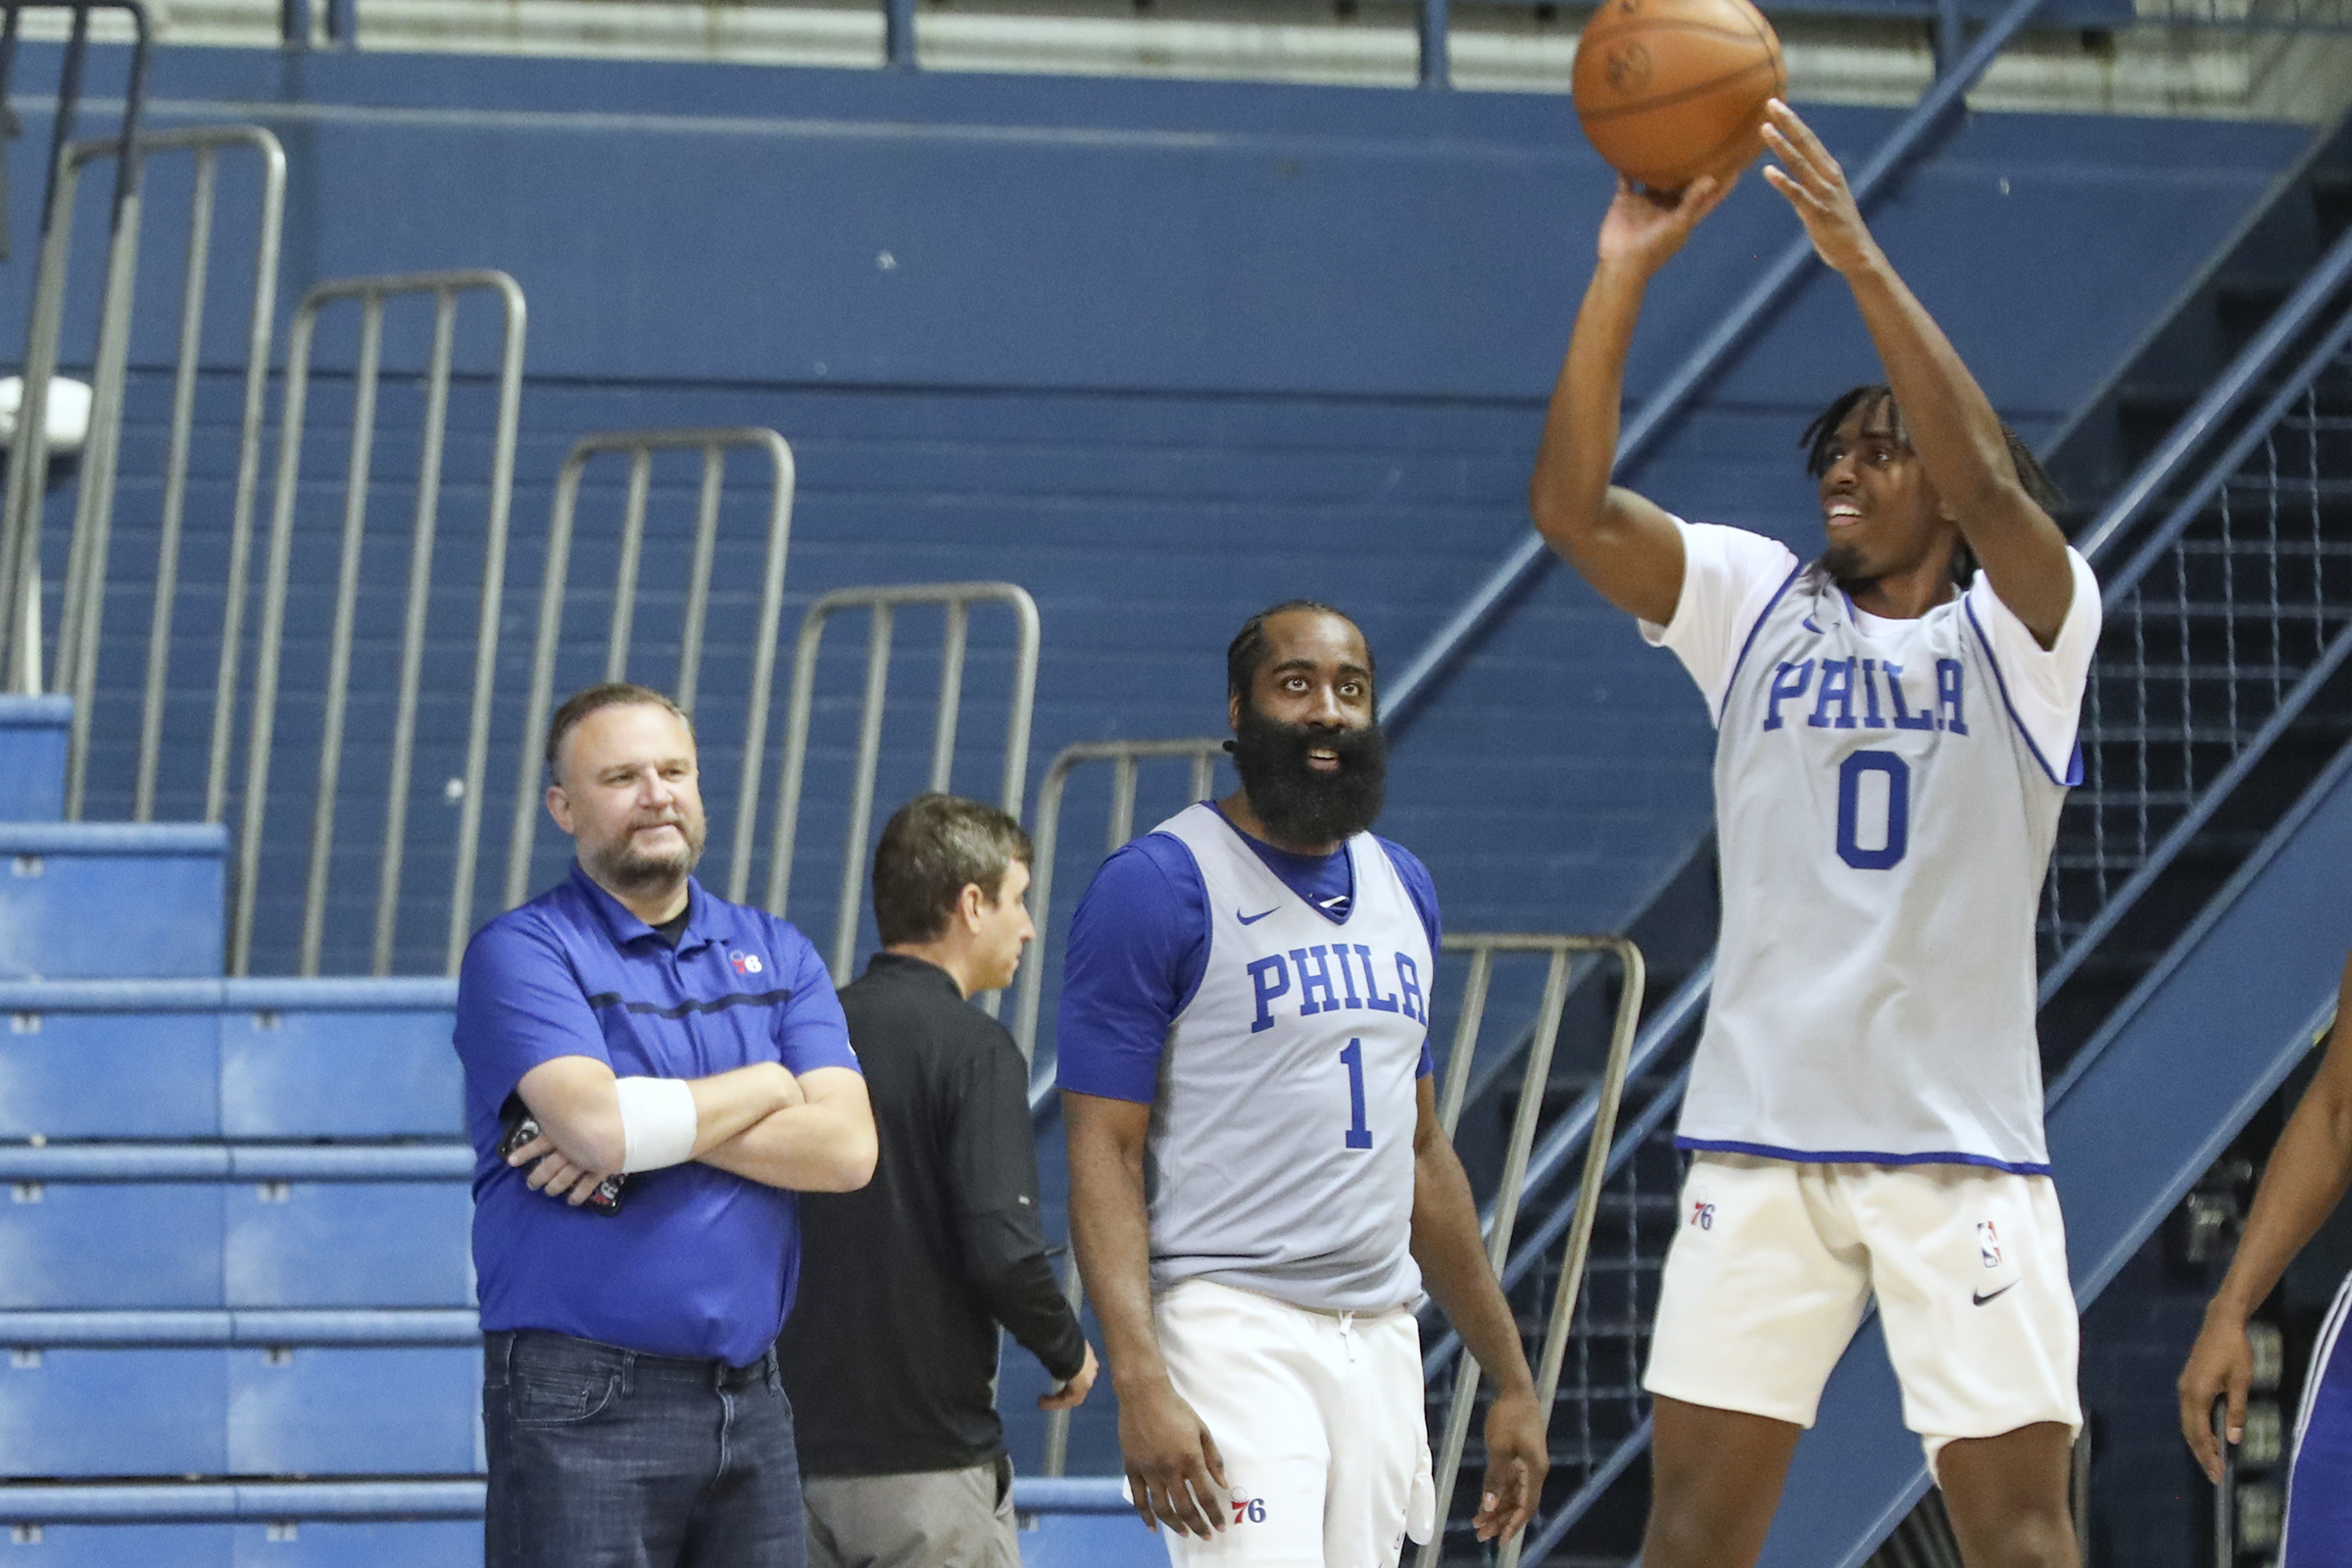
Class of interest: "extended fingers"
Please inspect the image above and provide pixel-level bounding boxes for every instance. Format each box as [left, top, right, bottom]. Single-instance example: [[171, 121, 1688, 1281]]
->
[[1764, 98, 1841, 182]]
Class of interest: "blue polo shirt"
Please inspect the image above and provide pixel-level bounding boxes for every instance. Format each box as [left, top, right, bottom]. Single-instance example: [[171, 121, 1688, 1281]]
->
[[454, 863, 858, 1366]]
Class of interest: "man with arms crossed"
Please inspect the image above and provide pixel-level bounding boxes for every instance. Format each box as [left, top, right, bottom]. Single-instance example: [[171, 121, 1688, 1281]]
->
[[457, 682, 877, 1568], [1529, 103, 2097, 1565], [784, 793, 1098, 1567], [2180, 945, 2352, 1563], [1059, 600, 1547, 1564]]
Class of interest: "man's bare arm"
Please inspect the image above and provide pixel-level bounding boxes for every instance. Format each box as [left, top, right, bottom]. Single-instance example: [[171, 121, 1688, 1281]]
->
[[2180, 950, 2352, 1481], [1063, 1089, 1228, 1541], [1408, 1075, 1549, 1543], [511, 1054, 804, 1201], [1529, 176, 1736, 625], [694, 1065, 877, 1193], [1759, 101, 2073, 645]]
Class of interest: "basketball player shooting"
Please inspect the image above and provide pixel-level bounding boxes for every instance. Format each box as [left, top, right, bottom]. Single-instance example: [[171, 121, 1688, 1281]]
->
[[1527, 100, 2100, 1566]]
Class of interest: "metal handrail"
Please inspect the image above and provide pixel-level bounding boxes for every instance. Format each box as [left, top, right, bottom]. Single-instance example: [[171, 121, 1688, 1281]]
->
[[1012, 734, 1226, 1076], [762, 581, 1041, 985], [0, 3, 151, 696], [33, 127, 287, 828], [2077, 221, 2352, 565], [1419, 934, 1643, 1568], [502, 428, 798, 912], [1380, 0, 2055, 735], [231, 270, 527, 979]]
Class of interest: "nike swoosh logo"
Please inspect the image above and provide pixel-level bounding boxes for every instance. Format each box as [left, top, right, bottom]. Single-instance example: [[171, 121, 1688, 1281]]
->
[[1238, 907, 1278, 925], [1972, 1282, 2018, 1306]]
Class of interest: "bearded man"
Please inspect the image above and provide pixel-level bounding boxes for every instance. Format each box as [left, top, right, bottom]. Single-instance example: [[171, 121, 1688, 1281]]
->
[[453, 681, 876, 1568], [1057, 602, 1548, 1566]]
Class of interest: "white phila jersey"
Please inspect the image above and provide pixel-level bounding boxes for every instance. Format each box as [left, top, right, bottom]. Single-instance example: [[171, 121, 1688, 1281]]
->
[[1648, 520, 2101, 1174], [1146, 804, 1435, 1313]]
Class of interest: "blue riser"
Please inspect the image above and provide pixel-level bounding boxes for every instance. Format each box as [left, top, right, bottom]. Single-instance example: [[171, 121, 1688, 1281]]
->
[[0, 1516, 1129, 1566], [0, 828, 226, 981], [0, 698, 69, 823], [0, 1010, 460, 1140], [0, 1522, 483, 1568], [0, 1186, 472, 1309], [0, 1348, 479, 1476]]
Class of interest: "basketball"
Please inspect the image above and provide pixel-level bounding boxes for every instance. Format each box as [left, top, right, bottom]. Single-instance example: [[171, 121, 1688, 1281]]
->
[[1572, 0, 1787, 193]]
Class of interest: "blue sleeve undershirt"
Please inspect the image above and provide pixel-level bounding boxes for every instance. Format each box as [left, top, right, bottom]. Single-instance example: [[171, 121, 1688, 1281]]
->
[[1054, 806, 1440, 1104]]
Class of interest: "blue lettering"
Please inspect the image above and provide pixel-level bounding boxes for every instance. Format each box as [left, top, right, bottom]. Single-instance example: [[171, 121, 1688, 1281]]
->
[[1884, 661, 1935, 731], [1860, 660, 1885, 728], [1936, 660, 1969, 734], [1396, 955, 1425, 1023], [1247, 956, 1290, 1034], [1836, 751, 1911, 869], [1356, 945, 1399, 1012], [1331, 944, 1364, 1009], [1290, 946, 1339, 1015], [1809, 658, 1858, 730], [1764, 660, 1814, 731]]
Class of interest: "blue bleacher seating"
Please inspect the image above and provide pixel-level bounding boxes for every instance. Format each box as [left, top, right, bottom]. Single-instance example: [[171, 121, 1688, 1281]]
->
[[0, 698, 69, 822], [0, 824, 226, 980]]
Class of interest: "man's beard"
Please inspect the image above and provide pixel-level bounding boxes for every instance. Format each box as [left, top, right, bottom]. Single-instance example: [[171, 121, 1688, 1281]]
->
[[1228, 703, 1388, 847], [584, 815, 707, 898], [1821, 539, 1868, 587]]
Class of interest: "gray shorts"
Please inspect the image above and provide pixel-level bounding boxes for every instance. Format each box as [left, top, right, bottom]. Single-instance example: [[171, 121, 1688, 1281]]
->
[[803, 1455, 1018, 1568]]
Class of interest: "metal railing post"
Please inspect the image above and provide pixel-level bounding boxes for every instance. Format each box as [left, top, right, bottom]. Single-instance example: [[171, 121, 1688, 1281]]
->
[[504, 430, 796, 913], [37, 128, 286, 824], [0, 3, 150, 698], [1412, 934, 1642, 1568], [884, 0, 917, 69], [37, 127, 290, 829], [761, 583, 1041, 983], [1417, 0, 1449, 88], [232, 270, 526, 978], [1012, 735, 1226, 1072]]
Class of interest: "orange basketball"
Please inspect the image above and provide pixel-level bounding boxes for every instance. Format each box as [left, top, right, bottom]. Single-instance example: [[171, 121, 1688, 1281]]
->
[[1572, 0, 1787, 194]]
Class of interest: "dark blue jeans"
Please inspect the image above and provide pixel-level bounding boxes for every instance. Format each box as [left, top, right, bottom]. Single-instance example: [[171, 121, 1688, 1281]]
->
[[483, 1330, 807, 1568]]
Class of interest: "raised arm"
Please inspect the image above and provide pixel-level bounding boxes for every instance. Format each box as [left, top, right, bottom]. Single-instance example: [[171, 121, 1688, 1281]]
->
[[1408, 1075, 1548, 1543], [2180, 950, 2352, 1481], [1064, 1088, 1228, 1542], [1759, 100, 2073, 644], [1529, 174, 1738, 625]]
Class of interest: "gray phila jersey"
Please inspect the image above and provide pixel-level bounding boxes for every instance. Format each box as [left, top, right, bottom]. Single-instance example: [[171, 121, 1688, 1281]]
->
[[1682, 557, 2083, 1175], [1146, 804, 1433, 1313]]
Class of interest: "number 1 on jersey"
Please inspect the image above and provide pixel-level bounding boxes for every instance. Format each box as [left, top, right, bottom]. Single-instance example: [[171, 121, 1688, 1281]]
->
[[1340, 1039, 1373, 1149]]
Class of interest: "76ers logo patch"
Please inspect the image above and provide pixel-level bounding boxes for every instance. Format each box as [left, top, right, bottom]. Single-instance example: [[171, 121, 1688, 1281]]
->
[[1976, 1221, 2003, 1269], [728, 951, 763, 976]]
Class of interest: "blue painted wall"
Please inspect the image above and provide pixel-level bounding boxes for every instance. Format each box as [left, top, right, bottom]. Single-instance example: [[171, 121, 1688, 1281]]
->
[[0, 43, 2311, 983]]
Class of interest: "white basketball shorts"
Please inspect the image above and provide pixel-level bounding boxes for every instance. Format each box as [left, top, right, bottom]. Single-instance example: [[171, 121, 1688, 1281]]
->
[[1150, 1278, 1437, 1568], [1643, 1152, 2081, 1466]]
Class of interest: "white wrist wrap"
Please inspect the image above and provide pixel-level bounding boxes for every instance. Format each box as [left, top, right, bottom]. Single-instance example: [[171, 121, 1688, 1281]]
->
[[615, 1077, 698, 1172]]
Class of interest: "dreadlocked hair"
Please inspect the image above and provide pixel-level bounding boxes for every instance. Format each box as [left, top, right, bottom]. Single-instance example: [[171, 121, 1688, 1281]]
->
[[1799, 384, 2066, 587]]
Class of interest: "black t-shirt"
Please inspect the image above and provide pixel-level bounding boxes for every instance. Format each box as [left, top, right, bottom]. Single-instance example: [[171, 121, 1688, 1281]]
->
[[778, 952, 1086, 1476]]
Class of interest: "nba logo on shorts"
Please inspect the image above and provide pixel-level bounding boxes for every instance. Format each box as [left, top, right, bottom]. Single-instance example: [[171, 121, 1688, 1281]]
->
[[729, 951, 762, 976], [1976, 1221, 2002, 1269]]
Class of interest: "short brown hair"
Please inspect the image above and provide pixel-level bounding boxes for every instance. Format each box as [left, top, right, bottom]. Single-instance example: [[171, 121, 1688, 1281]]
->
[[545, 682, 694, 783], [872, 794, 1033, 946]]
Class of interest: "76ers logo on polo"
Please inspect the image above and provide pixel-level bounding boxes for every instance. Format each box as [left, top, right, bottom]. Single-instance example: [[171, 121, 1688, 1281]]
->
[[728, 951, 763, 976], [1976, 1221, 2003, 1269]]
